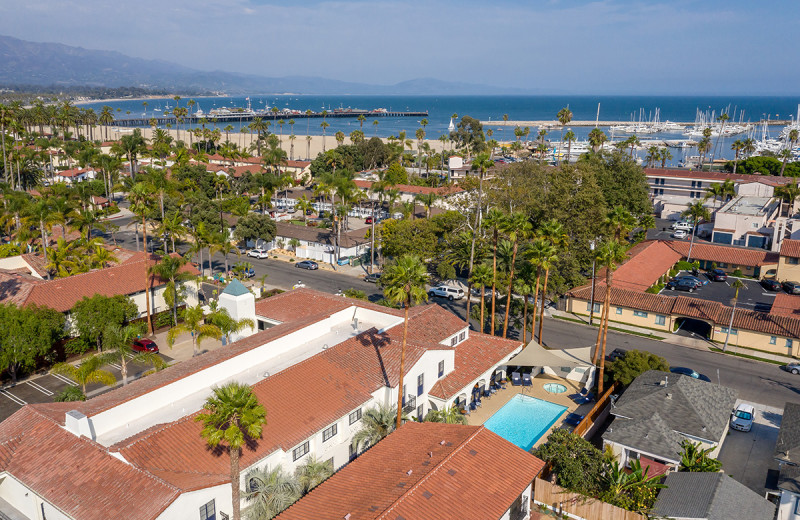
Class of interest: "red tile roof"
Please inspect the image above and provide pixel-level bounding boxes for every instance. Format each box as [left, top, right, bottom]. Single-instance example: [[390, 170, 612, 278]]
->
[[770, 293, 800, 319], [255, 287, 402, 323], [667, 241, 779, 267], [429, 333, 522, 399], [55, 167, 93, 178], [0, 406, 179, 520], [644, 168, 794, 187], [278, 422, 544, 520], [605, 241, 683, 292], [781, 239, 800, 259], [570, 284, 675, 315]]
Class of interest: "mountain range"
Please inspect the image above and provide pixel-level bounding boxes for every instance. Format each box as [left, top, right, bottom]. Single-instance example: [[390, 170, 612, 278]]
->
[[0, 35, 532, 96]]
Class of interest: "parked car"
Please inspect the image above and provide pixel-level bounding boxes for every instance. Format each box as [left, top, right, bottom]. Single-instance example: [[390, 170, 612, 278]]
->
[[365, 216, 373, 224], [132, 338, 159, 353], [296, 260, 319, 270], [670, 366, 711, 382], [782, 362, 800, 375], [672, 229, 688, 239], [234, 265, 255, 278], [707, 269, 728, 282], [605, 348, 628, 362], [761, 278, 782, 291], [364, 272, 382, 283], [675, 275, 706, 288], [666, 278, 697, 292], [248, 248, 269, 259], [428, 285, 465, 301], [730, 403, 755, 432], [782, 280, 800, 295], [671, 221, 693, 231]]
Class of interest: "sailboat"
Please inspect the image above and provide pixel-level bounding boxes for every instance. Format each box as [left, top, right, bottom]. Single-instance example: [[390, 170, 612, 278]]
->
[[448, 117, 455, 133]]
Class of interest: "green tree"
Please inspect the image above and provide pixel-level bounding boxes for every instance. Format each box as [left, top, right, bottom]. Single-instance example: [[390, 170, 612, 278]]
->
[[608, 350, 669, 386], [207, 307, 256, 344], [380, 255, 428, 427], [72, 294, 138, 352], [679, 440, 722, 472], [129, 182, 155, 333], [469, 263, 493, 334], [378, 218, 438, 260], [149, 253, 193, 326], [244, 466, 301, 520], [556, 107, 573, 164], [102, 322, 163, 385], [0, 304, 65, 384], [682, 200, 711, 262], [577, 151, 652, 217], [51, 353, 116, 396], [295, 456, 333, 495], [167, 304, 222, 357], [196, 382, 267, 520], [533, 429, 606, 496], [483, 208, 506, 336], [351, 403, 402, 452], [536, 219, 568, 344], [500, 212, 532, 338], [233, 212, 277, 246], [423, 406, 468, 424]]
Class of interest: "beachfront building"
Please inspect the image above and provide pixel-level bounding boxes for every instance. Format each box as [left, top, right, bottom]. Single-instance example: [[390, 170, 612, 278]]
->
[[277, 422, 544, 520], [0, 288, 523, 520], [603, 370, 738, 472]]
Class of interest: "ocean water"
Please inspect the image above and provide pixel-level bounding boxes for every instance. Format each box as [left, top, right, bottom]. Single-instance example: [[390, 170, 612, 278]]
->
[[80, 94, 800, 161], [483, 393, 567, 451]]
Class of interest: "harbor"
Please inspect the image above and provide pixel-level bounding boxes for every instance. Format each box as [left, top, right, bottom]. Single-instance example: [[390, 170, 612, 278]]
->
[[483, 119, 791, 127]]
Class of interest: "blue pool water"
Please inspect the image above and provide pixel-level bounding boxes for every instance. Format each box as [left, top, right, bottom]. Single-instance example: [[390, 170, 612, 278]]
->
[[484, 394, 567, 451]]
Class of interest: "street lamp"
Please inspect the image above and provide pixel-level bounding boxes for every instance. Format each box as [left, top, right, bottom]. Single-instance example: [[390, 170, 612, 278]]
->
[[589, 239, 597, 326]]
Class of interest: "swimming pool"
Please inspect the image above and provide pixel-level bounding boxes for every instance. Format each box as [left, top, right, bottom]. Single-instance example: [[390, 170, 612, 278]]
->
[[484, 394, 567, 451]]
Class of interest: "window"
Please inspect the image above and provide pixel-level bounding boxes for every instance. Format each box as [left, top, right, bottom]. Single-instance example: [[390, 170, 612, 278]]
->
[[199, 500, 216, 520], [587, 302, 601, 313], [795, 496, 800, 516], [450, 336, 457, 347], [322, 423, 338, 442], [719, 263, 727, 268], [787, 339, 794, 349], [292, 441, 309, 461], [349, 443, 357, 461], [417, 373, 424, 396], [459, 331, 466, 341], [770, 336, 777, 345], [720, 327, 738, 335], [655, 315, 666, 326], [789, 257, 800, 265], [616, 307, 623, 315], [438, 360, 445, 377], [349, 408, 362, 425], [417, 404, 424, 419], [633, 310, 648, 318]]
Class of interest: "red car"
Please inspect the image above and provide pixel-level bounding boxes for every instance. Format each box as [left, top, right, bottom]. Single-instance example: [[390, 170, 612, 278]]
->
[[132, 338, 159, 353], [365, 216, 373, 224]]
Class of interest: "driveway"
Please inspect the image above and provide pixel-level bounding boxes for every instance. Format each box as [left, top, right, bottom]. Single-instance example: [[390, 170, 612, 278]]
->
[[718, 400, 783, 495], [660, 271, 777, 312]]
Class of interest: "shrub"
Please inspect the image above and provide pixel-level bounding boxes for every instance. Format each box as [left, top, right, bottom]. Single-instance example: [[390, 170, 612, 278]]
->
[[64, 337, 92, 356], [608, 349, 670, 385], [733, 269, 743, 277], [155, 312, 175, 329], [289, 258, 295, 262], [343, 288, 367, 300], [676, 260, 693, 271], [54, 386, 86, 402]]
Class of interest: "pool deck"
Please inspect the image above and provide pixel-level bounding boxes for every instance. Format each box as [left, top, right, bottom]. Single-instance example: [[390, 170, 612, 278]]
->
[[466, 375, 595, 449]]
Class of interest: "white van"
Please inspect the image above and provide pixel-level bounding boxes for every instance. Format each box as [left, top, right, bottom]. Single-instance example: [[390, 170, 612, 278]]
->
[[672, 221, 693, 232]]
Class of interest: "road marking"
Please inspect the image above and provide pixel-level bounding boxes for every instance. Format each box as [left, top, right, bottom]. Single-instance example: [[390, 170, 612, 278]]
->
[[51, 373, 77, 386], [26, 381, 54, 396], [108, 362, 122, 370], [0, 389, 26, 406]]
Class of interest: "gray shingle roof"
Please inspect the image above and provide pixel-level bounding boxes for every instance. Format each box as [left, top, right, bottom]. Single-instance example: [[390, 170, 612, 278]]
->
[[779, 465, 800, 494], [775, 402, 800, 464], [603, 412, 684, 463], [611, 370, 738, 442], [654, 472, 775, 520]]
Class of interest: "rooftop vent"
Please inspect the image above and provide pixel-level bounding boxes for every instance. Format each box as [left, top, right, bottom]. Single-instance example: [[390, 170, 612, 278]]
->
[[406, 469, 413, 475], [65, 410, 96, 440], [440, 440, 446, 445], [422, 491, 433, 499], [344, 514, 351, 520], [429, 452, 433, 458], [665, 393, 672, 400]]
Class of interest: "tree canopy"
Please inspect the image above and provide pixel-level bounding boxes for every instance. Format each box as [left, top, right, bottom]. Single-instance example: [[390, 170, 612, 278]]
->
[[233, 212, 276, 245], [533, 429, 607, 496], [71, 294, 138, 351], [608, 350, 669, 386], [0, 304, 65, 383]]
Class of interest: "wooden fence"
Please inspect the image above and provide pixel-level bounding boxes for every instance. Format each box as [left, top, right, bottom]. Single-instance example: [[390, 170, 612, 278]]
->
[[533, 478, 647, 520], [572, 381, 620, 438]]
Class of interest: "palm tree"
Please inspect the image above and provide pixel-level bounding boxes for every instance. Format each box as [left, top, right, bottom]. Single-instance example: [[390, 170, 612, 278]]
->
[[167, 304, 221, 356], [207, 307, 255, 344], [776, 183, 800, 218], [469, 263, 493, 333], [722, 278, 745, 352], [351, 403, 402, 452], [483, 208, 505, 336], [556, 107, 572, 164], [537, 219, 568, 344], [712, 113, 729, 161], [682, 201, 710, 262], [424, 406, 467, 424], [500, 212, 532, 338], [588, 128, 607, 152], [593, 239, 628, 394], [562, 129, 576, 163], [678, 440, 722, 472], [731, 139, 744, 174], [295, 456, 333, 494], [513, 276, 533, 342], [102, 323, 164, 385], [196, 382, 267, 520], [149, 254, 193, 325], [381, 255, 428, 428], [51, 353, 116, 396], [23, 197, 57, 280], [526, 238, 555, 341], [129, 182, 155, 333], [320, 119, 330, 152], [244, 466, 300, 520]]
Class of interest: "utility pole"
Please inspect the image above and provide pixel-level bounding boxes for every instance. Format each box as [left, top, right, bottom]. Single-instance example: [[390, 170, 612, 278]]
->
[[589, 239, 597, 326]]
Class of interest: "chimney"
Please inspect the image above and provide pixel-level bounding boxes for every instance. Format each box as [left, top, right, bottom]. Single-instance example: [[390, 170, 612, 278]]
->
[[65, 410, 96, 440]]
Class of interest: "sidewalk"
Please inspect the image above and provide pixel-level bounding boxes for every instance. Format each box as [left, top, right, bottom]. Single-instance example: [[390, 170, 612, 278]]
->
[[267, 251, 369, 278]]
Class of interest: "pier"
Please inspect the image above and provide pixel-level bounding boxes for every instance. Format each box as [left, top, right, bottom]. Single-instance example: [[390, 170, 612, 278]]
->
[[111, 110, 429, 127]]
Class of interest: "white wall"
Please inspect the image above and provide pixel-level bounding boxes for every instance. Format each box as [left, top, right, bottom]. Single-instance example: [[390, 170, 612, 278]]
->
[[157, 484, 230, 520], [778, 490, 800, 520], [0, 474, 72, 520], [0, 256, 41, 278]]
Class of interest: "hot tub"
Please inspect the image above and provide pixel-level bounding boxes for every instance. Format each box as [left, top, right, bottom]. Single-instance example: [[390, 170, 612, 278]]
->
[[543, 383, 567, 394]]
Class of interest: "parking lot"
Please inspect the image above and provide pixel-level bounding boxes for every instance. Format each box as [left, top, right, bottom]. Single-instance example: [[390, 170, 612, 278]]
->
[[718, 400, 783, 495], [0, 353, 173, 423], [660, 271, 778, 313]]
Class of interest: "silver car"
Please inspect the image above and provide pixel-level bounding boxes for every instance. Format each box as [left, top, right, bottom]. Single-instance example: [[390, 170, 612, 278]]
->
[[784, 362, 800, 375]]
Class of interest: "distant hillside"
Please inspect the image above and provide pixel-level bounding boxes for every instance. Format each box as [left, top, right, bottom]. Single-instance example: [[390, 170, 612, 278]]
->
[[0, 35, 532, 96]]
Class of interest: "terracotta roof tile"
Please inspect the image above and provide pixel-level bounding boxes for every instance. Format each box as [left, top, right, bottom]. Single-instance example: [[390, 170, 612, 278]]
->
[[570, 284, 675, 315], [644, 168, 794, 187], [273, 221, 370, 249], [781, 239, 800, 259], [278, 423, 543, 520], [771, 293, 800, 319], [667, 241, 779, 267], [0, 270, 45, 306], [671, 296, 724, 322], [722, 307, 800, 338], [255, 288, 403, 323], [603, 241, 682, 292]]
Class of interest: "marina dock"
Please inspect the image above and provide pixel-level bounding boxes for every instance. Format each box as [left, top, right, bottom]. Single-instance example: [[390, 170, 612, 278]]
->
[[111, 110, 428, 127], [483, 119, 790, 127]]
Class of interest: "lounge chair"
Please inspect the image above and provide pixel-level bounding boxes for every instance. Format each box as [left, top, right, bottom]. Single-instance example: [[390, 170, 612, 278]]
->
[[575, 392, 595, 405], [511, 372, 522, 386], [483, 388, 492, 398], [522, 373, 532, 386], [564, 413, 584, 426], [469, 401, 477, 411], [579, 387, 589, 396]]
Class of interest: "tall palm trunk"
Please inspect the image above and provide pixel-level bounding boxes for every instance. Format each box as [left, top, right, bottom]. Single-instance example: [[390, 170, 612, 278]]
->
[[522, 295, 528, 343], [502, 241, 519, 338], [230, 448, 241, 520], [537, 267, 551, 343], [466, 177, 484, 327], [40, 221, 51, 280], [598, 271, 613, 394], [396, 297, 410, 429], [591, 293, 608, 365], [479, 284, 486, 333], [120, 354, 129, 385], [142, 215, 153, 334], [529, 267, 541, 341], [490, 231, 498, 335]]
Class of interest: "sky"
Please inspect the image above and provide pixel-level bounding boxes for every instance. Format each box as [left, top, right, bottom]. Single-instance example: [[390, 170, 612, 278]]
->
[[0, 0, 798, 95]]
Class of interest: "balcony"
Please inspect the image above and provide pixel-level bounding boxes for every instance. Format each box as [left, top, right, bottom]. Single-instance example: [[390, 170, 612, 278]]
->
[[402, 394, 416, 413]]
